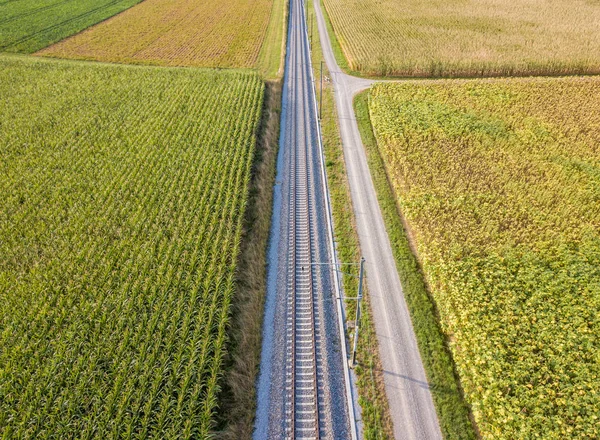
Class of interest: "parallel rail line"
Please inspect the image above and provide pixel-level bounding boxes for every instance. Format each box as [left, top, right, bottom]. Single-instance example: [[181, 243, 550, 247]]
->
[[284, 2, 322, 436]]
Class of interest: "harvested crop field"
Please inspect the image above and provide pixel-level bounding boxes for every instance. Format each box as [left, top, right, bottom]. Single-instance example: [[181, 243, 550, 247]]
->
[[0, 55, 264, 438], [367, 78, 600, 438], [0, 0, 142, 53], [38, 0, 281, 71], [322, 0, 600, 77]]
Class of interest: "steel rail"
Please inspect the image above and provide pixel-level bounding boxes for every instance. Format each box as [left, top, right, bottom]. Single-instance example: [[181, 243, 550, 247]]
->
[[285, 0, 322, 435], [299, 0, 359, 437]]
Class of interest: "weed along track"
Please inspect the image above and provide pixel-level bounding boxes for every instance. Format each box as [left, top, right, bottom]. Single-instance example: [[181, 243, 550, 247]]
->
[[254, 0, 357, 437]]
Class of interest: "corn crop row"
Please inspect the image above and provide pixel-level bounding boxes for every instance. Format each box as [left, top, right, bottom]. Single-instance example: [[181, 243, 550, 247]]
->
[[0, 55, 264, 438], [368, 78, 600, 439]]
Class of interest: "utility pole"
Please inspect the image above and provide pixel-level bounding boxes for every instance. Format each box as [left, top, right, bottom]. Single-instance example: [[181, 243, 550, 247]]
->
[[351, 257, 365, 366], [319, 61, 323, 120], [310, 13, 313, 46]]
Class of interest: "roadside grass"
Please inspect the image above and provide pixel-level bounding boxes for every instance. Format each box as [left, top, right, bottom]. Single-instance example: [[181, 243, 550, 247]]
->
[[216, 79, 282, 439], [37, 0, 279, 70], [256, 0, 288, 78], [321, 0, 600, 78], [354, 91, 477, 439], [307, 1, 394, 438], [0, 0, 143, 53]]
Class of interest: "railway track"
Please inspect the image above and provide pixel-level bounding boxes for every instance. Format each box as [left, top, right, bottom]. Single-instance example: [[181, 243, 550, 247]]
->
[[284, 76, 322, 439], [253, 0, 356, 436]]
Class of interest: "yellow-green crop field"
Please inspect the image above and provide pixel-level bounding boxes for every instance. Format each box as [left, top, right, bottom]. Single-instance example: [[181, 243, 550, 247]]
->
[[38, 0, 282, 73], [0, 55, 263, 438], [322, 0, 600, 77], [0, 0, 142, 53], [368, 78, 600, 438]]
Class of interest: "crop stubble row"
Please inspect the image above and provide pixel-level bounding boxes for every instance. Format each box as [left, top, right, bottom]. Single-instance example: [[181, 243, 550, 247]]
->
[[0, 55, 264, 438]]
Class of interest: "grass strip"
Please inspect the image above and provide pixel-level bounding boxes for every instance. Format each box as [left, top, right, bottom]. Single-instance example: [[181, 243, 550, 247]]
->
[[353, 91, 478, 439], [216, 80, 282, 439], [256, 0, 288, 78]]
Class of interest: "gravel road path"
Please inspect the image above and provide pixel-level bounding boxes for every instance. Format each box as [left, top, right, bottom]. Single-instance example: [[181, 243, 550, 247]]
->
[[312, 1, 444, 438], [253, 0, 357, 438]]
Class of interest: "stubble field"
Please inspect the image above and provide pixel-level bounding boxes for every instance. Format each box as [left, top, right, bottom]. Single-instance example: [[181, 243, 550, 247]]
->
[[0, 0, 142, 53], [38, 0, 284, 73], [322, 0, 600, 77], [367, 78, 600, 438], [0, 55, 264, 438]]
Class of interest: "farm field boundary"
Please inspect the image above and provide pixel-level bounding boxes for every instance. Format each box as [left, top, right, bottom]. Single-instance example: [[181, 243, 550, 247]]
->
[[216, 79, 282, 439], [0, 54, 265, 438], [0, 0, 142, 53], [37, 0, 285, 72], [366, 78, 600, 438], [256, 0, 287, 77]]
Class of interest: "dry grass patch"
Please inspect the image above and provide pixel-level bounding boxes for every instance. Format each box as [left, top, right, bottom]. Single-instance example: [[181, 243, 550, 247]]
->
[[38, 0, 277, 70], [322, 0, 600, 77]]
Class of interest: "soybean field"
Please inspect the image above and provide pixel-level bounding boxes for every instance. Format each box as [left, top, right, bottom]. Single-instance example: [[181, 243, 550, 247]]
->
[[0, 55, 264, 438], [0, 0, 142, 53], [322, 0, 600, 77], [367, 78, 600, 439]]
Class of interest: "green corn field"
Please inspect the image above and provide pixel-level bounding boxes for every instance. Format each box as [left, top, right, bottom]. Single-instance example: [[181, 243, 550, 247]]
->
[[0, 55, 264, 438]]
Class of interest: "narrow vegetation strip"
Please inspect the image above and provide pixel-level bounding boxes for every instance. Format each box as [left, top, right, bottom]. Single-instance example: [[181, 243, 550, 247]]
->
[[321, 0, 600, 77], [217, 79, 282, 439], [0, 0, 143, 53], [306, 1, 393, 438], [354, 91, 477, 439], [38, 0, 281, 70], [367, 78, 600, 439], [255, 0, 287, 77], [0, 55, 264, 438]]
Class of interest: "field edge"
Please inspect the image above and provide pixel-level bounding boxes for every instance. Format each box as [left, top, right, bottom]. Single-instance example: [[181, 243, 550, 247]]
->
[[353, 90, 479, 440], [256, 0, 288, 78], [315, 0, 354, 75], [0, 0, 144, 54], [214, 79, 282, 439]]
